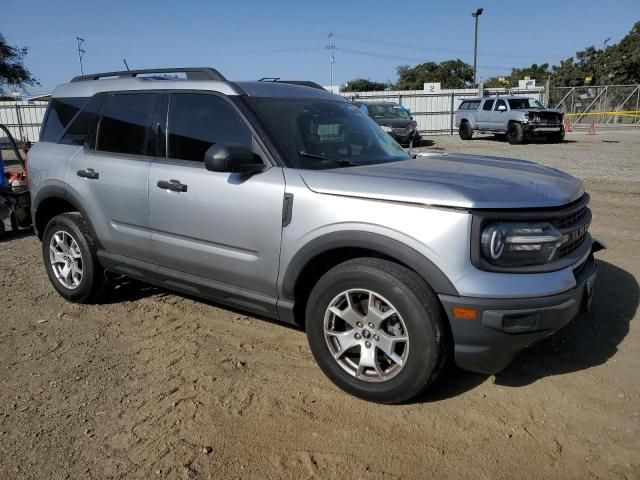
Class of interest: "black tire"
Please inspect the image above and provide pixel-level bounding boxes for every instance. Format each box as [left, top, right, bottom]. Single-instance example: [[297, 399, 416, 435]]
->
[[42, 212, 107, 303], [306, 258, 447, 404], [459, 121, 473, 140], [548, 128, 565, 143], [506, 122, 525, 145]]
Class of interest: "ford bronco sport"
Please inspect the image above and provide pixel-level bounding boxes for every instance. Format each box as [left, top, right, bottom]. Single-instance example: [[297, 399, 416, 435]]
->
[[29, 68, 602, 403]]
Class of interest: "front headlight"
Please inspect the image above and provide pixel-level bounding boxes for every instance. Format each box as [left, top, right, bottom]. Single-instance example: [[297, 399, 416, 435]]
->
[[480, 222, 563, 267], [381, 125, 393, 133]]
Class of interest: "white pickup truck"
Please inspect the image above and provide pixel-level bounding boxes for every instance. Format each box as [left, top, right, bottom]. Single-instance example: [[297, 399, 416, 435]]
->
[[454, 96, 565, 145]]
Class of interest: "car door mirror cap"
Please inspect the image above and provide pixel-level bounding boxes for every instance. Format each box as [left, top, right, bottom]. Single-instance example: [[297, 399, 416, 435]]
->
[[497, 105, 507, 112], [204, 144, 265, 174]]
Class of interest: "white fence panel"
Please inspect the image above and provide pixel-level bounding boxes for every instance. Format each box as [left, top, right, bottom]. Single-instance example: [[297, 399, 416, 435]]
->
[[341, 87, 546, 135], [0, 100, 49, 143]]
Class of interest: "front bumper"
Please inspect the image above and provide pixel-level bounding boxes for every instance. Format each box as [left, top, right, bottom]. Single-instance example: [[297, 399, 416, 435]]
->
[[388, 130, 421, 145], [439, 250, 599, 374], [525, 123, 563, 134]]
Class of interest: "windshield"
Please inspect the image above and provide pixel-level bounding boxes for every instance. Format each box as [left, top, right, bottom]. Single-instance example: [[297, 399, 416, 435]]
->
[[508, 98, 545, 109], [247, 98, 410, 170], [366, 103, 411, 120]]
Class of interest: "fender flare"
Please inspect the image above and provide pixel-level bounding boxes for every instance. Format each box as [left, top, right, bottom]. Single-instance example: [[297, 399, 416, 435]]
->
[[32, 183, 101, 248], [280, 230, 459, 300]]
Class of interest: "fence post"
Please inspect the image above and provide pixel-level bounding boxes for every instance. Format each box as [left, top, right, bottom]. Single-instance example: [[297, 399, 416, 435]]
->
[[449, 92, 455, 135], [14, 102, 25, 142], [636, 87, 640, 126]]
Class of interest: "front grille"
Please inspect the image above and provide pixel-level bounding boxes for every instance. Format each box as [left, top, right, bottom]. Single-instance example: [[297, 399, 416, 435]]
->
[[550, 206, 592, 258], [531, 112, 562, 125]]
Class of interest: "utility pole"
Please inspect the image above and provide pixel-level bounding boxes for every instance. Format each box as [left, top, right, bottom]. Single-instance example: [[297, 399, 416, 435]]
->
[[326, 33, 335, 88], [76, 36, 86, 75], [472, 8, 483, 87]]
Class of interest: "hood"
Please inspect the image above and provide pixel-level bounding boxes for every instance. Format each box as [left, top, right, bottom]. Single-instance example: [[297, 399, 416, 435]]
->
[[298, 153, 584, 209], [372, 118, 415, 128]]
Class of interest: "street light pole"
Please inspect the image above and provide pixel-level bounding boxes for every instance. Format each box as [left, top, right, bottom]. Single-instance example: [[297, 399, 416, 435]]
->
[[472, 8, 483, 87]]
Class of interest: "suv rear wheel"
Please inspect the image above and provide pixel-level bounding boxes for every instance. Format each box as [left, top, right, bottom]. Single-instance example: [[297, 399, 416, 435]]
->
[[506, 122, 525, 145], [42, 212, 107, 303], [459, 121, 473, 140], [306, 258, 446, 404]]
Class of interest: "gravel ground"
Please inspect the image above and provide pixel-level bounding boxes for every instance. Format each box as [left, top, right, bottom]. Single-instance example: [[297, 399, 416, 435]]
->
[[1, 130, 639, 479], [414, 129, 640, 193]]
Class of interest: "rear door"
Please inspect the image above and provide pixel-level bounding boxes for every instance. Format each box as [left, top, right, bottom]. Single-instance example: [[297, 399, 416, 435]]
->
[[148, 92, 285, 299], [65, 92, 158, 263], [477, 99, 494, 129]]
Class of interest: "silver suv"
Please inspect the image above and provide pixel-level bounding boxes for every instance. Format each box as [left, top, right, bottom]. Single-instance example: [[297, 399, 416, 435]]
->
[[455, 96, 565, 144], [29, 68, 602, 403]]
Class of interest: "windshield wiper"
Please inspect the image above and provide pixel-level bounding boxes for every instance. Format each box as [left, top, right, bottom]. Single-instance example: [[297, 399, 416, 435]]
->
[[299, 151, 357, 167]]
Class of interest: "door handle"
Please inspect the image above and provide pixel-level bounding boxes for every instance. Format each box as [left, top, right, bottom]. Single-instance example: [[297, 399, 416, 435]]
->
[[157, 179, 188, 193], [77, 168, 99, 180]]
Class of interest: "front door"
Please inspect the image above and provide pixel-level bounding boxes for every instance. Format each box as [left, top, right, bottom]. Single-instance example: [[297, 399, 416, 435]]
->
[[477, 98, 494, 129], [148, 92, 285, 299], [491, 98, 508, 130]]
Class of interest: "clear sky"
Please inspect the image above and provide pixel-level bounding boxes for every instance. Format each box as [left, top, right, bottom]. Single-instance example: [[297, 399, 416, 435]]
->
[[3, 0, 639, 94]]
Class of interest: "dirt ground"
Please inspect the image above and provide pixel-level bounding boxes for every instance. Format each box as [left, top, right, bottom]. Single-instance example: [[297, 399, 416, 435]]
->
[[1, 130, 639, 479]]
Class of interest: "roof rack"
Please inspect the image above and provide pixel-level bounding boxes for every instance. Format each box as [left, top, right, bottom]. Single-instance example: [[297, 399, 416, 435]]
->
[[258, 78, 326, 91], [71, 67, 226, 83]]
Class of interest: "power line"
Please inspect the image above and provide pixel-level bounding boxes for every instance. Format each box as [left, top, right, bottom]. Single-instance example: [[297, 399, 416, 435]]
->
[[334, 32, 570, 60]]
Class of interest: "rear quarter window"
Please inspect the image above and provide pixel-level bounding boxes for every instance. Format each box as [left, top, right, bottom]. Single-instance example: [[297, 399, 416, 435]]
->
[[41, 97, 88, 142], [60, 94, 108, 147]]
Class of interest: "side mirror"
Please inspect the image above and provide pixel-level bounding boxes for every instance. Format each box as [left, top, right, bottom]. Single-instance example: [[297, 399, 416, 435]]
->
[[497, 105, 507, 112], [204, 144, 265, 174]]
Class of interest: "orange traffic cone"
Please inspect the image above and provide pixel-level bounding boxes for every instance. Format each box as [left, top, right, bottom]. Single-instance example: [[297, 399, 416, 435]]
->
[[587, 121, 596, 135], [563, 117, 573, 133]]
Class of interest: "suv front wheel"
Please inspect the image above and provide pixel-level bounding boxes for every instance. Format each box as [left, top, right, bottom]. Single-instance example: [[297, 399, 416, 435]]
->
[[42, 212, 107, 303], [506, 122, 525, 144], [306, 258, 446, 404]]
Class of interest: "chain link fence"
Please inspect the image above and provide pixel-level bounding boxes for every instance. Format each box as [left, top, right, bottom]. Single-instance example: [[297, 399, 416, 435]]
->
[[549, 85, 640, 128]]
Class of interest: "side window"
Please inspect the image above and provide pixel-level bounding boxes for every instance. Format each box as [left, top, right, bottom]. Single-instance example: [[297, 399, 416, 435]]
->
[[41, 97, 88, 142], [470, 100, 481, 110], [482, 100, 494, 111], [495, 99, 507, 110], [459, 102, 468, 110], [167, 93, 252, 162], [60, 94, 107, 147], [96, 93, 156, 156]]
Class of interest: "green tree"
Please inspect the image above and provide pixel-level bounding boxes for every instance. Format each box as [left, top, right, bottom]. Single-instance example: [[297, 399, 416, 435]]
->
[[0, 34, 39, 95], [341, 78, 389, 92], [395, 60, 473, 90]]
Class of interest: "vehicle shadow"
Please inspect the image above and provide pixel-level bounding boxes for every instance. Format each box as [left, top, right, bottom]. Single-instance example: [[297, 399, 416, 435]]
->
[[415, 260, 637, 402], [96, 260, 636, 401], [0, 227, 35, 244], [473, 135, 577, 144]]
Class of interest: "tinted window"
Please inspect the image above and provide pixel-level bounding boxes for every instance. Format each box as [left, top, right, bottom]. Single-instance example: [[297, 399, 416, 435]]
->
[[97, 94, 156, 155], [41, 97, 87, 142], [167, 93, 251, 162], [459, 102, 469, 110], [60, 94, 108, 146], [467, 100, 481, 110], [482, 100, 494, 111], [495, 99, 507, 110]]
